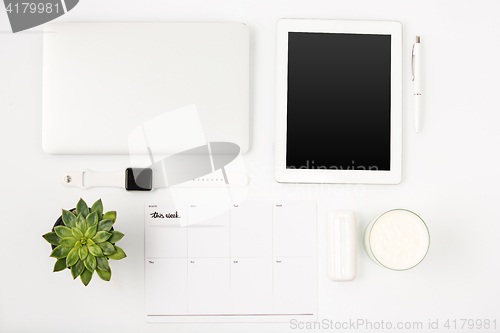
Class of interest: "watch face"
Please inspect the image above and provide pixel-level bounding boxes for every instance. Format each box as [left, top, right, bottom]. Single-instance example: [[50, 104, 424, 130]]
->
[[125, 168, 153, 191]]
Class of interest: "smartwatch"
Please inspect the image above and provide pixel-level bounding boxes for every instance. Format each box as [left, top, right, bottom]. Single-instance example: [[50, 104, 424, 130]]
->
[[62, 168, 248, 191]]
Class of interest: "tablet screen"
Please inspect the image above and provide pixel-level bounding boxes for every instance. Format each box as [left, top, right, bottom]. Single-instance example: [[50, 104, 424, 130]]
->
[[286, 32, 391, 171]]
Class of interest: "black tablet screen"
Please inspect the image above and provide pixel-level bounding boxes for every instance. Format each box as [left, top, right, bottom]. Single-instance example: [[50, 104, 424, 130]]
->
[[286, 32, 391, 171]]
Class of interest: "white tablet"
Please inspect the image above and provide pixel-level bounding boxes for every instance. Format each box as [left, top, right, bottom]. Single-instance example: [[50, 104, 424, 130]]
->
[[274, 19, 402, 184]]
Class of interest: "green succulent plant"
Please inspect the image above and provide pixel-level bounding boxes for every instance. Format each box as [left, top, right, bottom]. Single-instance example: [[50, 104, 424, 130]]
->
[[42, 198, 126, 286]]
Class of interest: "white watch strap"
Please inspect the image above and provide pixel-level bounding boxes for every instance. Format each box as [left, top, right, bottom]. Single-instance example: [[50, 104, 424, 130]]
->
[[152, 172, 249, 188], [62, 170, 125, 189], [62, 170, 249, 189]]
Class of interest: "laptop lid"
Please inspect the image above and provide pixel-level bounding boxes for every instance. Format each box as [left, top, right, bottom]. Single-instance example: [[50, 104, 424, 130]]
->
[[42, 22, 249, 154]]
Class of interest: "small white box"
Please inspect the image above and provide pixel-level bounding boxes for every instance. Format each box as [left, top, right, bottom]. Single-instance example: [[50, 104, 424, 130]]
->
[[327, 211, 357, 282]]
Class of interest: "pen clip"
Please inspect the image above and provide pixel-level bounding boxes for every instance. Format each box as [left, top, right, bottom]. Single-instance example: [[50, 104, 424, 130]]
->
[[411, 44, 415, 81]]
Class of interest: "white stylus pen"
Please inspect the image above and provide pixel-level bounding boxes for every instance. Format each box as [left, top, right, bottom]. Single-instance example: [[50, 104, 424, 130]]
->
[[412, 36, 421, 133]]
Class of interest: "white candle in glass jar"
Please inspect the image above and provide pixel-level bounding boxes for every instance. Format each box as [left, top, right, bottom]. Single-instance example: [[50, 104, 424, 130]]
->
[[364, 209, 430, 270]]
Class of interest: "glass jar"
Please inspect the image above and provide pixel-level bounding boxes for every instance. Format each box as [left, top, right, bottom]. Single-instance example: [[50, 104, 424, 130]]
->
[[364, 209, 430, 271]]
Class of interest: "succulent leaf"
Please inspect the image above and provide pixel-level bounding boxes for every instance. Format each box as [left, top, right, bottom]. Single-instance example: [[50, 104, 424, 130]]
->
[[108, 231, 124, 244], [79, 245, 88, 261], [97, 242, 116, 256], [80, 269, 93, 286], [59, 237, 78, 247], [85, 225, 97, 239], [96, 256, 110, 272], [71, 259, 85, 279], [102, 211, 116, 222], [72, 227, 83, 239], [92, 231, 111, 244], [76, 198, 89, 218], [88, 244, 104, 257], [42, 232, 61, 246], [54, 226, 73, 238], [62, 209, 77, 228], [84, 253, 96, 272], [91, 199, 103, 220], [76, 214, 87, 234], [97, 219, 113, 232], [86, 211, 98, 229], [107, 246, 127, 260], [53, 258, 67, 272], [96, 268, 111, 281], [86, 239, 95, 246], [50, 246, 72, 259], [66, 247, 80, 267]]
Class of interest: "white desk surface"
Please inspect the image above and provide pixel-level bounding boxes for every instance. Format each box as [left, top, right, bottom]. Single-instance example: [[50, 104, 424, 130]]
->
[[1, 1, 499, 332]]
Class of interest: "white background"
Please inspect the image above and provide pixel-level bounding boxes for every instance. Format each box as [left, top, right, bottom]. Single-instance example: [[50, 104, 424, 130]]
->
[[1, 0, 499, 332]]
